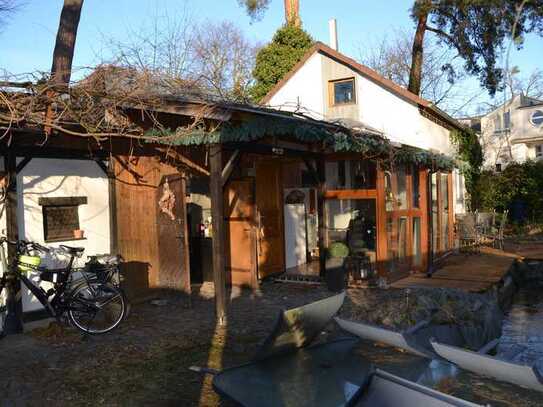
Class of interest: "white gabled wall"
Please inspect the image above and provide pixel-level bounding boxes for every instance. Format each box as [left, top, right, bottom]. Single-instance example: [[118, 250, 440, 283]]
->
[[268, 51, 454, 156], [267, 53, 324, 120], [356, 69, 453, 155], [16, 158, 111, 312]]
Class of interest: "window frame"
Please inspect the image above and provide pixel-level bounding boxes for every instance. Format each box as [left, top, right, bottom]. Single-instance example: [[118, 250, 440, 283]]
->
[[38, 196, 87, 243], [329, 77, 356, 106], [530, 110, 543, 127]]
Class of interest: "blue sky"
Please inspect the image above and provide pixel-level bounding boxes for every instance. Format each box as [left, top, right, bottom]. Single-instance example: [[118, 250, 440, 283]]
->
[[1, 0, 541, 111]]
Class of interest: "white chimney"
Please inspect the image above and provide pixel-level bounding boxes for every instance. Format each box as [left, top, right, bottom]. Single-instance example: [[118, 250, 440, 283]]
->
[[329, 18, 338, 51]]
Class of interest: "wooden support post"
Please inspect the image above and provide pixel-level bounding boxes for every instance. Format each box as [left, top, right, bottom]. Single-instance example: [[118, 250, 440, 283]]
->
[[316, 157, 326, 277], [3, 153, 23, 334], [107, 158, 118, 254], [209, 145, 227, 326]]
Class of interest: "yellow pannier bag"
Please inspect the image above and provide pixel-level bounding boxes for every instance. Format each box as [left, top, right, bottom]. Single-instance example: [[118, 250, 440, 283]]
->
[[17, 255, 41, 273]]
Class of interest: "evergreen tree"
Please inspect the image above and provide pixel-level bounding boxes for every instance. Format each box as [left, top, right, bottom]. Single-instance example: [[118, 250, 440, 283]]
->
[[251, 24, 313, 101], [408, 0, 543, 96]]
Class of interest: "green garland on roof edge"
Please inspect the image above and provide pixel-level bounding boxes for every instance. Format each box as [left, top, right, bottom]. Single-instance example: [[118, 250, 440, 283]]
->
[[145, 117, 456, 171]]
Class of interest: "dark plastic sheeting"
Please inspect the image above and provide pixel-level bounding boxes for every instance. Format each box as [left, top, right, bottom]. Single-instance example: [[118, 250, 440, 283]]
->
[[213, 338, 372, 407]]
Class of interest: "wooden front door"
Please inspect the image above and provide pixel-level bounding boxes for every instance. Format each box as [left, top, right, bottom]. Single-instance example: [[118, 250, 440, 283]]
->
[[224, 179, 258, 287], [255, 160, 285, 278], [157, 174, 190, 292]]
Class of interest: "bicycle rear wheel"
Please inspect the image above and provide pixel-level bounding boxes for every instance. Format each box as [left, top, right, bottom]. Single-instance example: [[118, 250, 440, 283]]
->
[[68, 282, 126, 334]]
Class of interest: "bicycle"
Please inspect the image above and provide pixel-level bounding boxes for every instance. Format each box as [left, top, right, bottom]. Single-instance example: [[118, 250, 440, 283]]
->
[[0, 238, 126, 335]]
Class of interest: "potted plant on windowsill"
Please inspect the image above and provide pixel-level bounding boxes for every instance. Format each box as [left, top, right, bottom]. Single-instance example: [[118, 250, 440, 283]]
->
[[73, 229, 84, 239]]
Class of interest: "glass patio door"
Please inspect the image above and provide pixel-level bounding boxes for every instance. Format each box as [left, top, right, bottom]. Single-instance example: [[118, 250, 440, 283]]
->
[[431, 172, 453, 258], [384, 164, 427, 276]]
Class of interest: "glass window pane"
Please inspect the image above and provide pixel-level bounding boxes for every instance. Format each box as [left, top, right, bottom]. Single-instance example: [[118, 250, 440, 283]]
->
[[412, 168, 420, 208], [325, 199, 376, 263], [431, 173, 439, 255], [386, 215, 408, 272], [396, 166, 407, 209], [441, 174, 449, 251], [413, 217, 422, 267], [333, 80, 355, 104], [325, 160, 376, 190]]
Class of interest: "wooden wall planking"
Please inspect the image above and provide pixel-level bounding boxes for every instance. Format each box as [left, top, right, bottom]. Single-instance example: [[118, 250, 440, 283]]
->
[[113, 155, 190, 299]]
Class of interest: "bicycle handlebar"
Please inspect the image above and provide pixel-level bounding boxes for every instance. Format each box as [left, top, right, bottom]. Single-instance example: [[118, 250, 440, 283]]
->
[[0, 237, 50, 254]]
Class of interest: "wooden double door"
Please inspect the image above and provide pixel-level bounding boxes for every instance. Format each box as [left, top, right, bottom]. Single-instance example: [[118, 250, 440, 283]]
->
[[224, 160, 285, 287]]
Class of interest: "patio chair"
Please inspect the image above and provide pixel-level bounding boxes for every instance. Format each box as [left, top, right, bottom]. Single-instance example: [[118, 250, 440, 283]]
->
[[482, 210, 508, 250], [476, 211, 495, 236], [456, 214, 480, 254]]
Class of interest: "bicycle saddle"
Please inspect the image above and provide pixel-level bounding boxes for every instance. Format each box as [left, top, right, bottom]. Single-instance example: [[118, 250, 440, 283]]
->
[[59, 245, 85, 255]]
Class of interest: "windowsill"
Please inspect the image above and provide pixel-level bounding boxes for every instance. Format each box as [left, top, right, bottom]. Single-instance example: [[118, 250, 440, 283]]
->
[[330, 102, 356, 107], [44, 237, 87, 243]]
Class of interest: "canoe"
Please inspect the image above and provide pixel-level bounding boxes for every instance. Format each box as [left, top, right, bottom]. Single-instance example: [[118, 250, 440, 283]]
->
[[213, 338, 481, 407], [334, 317, 436, 359], [431, 340, 543, 393], [254, 291, 346, 360], [356, 368, 481, 407]]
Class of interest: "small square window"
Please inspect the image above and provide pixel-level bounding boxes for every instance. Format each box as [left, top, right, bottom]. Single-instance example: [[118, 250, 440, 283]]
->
[[495, 163, 502, 172], [331, 78, 355, 105], [38, 196, 87, 242], [536, 145, 543, 158]]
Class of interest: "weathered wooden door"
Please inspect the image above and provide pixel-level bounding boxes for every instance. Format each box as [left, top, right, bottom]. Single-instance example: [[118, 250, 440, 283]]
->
[[255, 160, 285, 278], [157, 174, 190, 292], [224, 179, 258, 287]]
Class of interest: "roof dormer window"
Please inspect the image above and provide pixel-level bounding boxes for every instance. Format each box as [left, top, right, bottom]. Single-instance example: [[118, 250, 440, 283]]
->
[[330, 78, 355, 106]]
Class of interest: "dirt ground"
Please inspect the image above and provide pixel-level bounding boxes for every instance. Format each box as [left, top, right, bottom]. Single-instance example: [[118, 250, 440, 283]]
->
[[0, 282, 540, 406], [1, 283, 335, 406]]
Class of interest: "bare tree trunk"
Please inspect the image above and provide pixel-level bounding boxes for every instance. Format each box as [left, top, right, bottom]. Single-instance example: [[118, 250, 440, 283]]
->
[[45, 0, 83, 135], [50, 0, 84, 87], [408, 2, 428, 95], [284, 0, 300, 27]]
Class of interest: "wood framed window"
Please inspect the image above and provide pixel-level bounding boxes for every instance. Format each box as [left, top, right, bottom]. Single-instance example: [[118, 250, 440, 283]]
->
[[38, 197, 87, 242], [329, 78, 356, 106]]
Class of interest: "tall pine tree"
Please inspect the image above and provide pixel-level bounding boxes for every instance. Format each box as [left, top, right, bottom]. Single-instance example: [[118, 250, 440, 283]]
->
[[408, 0, 543, 96]]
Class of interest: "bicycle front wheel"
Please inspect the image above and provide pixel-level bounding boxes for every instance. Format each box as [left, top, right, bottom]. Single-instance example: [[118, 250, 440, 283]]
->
[[68, 282, 126, 334]]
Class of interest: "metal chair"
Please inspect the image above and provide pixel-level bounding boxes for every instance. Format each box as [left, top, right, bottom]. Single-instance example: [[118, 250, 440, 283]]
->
[[456, 213, 480, 254], [482, 210, 508, 250]]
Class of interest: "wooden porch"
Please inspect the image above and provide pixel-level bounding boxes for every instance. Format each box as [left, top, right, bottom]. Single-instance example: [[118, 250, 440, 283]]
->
[[391, 246, 520, 293]]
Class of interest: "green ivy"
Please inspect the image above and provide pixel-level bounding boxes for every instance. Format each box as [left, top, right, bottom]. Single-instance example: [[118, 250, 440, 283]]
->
[[449, 128, 483, 209]]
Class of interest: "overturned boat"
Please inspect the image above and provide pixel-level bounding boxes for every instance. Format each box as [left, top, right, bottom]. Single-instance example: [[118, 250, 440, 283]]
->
[[334, 317, 437, 359], [431, 339, 543, 393], [191, 293, 481, 406]]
